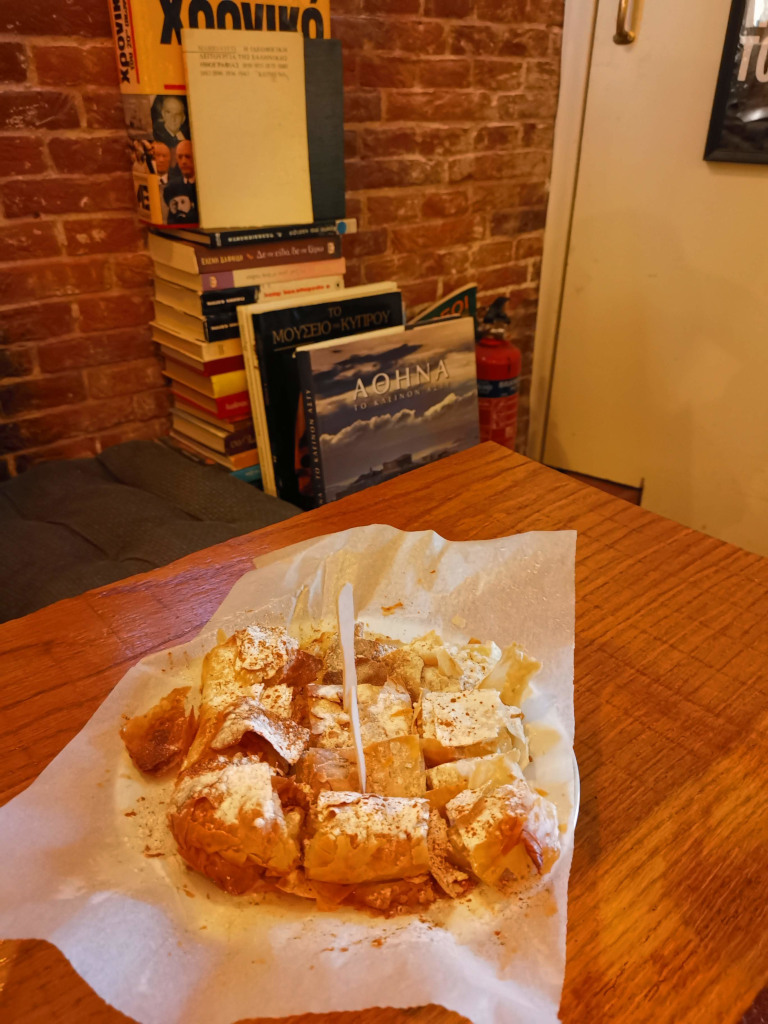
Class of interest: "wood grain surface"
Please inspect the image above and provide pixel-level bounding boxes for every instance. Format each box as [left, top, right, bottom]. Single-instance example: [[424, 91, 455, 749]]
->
[[1, 443, 767, 1024]]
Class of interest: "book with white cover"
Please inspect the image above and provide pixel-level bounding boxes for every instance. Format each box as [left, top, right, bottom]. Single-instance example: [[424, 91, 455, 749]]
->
[[182, 30, 345, 229]]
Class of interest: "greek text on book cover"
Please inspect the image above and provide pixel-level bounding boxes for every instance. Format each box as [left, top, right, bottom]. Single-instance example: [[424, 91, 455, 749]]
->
[[301, 318, 480, 503]]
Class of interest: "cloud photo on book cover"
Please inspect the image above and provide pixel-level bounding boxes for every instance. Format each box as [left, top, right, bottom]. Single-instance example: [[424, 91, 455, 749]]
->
[[306, 320, 479, 501]]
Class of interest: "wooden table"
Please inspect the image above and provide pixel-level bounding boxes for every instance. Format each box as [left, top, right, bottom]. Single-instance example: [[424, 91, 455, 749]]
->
[[1, 443, 767, 1024]]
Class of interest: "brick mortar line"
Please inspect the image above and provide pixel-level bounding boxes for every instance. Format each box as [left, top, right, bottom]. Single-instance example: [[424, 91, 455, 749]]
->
[[0, 383, 169, 419], [0, 361, 162, 392], [0, 250, 149, 266]]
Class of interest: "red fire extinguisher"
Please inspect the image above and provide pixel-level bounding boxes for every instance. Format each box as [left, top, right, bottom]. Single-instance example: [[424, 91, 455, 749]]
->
[[475, 297, 522, 451]]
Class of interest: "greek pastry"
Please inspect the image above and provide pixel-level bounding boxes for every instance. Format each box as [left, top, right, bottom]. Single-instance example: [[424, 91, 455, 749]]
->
[[122, 619, 562, 914]]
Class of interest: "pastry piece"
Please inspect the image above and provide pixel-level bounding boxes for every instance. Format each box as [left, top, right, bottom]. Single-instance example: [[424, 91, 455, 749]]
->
[[446, 781, 560, 886], [381, 648, 424, 699], [347, 875, 440, 915], [360, 681, 413, 744], [294, 747, 360, 796], [355, 657, 388, 687], [305, 628, 396, 687], [419, 689, 522, 766], [120, 686, 196, 774], [307, 682, 349, 748], [425, 750, 524, 811], [365, 735, 426, 798], [303, 791, 431, 884], [259, 683, 294, 719], [201, 627, 314, 716], [421, 666, 462, 693], [234, 624, 299, 680], [169, 757, 302, 894], [479, 642, 541, 706], [211, 700, 310, 765], [427, 808, 470, 898], [308, 680, 413, 749], [188, 627, 317, 770], [274, 868, 352, 910], [442, 639, 502, 690], [407, 631, 457, 672]]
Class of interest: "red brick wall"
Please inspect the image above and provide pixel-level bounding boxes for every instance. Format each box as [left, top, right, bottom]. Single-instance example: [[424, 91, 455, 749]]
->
[[0, 4, 164, 480], [0, 0, 563, 478], [336, 0, 563, 449]]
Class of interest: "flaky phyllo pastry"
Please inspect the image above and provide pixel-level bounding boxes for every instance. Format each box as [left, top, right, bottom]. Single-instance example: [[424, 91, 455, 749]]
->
[[120, 621, 562, 915]]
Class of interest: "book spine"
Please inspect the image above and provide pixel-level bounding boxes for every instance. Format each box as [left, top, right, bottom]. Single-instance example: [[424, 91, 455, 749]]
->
[[201, 257, 346, 290], [230, 463, 262, 484], [192, 236, 340, 273], [223, 427, 258, 456], [108, 1, 200, 231], [203, 318, 241, 342], [201, 285, 262, 314], [298, 356, 326, 506], [107, 0, 140, 92], [207, 218, 358, 248], [217, 393, 251, 418]]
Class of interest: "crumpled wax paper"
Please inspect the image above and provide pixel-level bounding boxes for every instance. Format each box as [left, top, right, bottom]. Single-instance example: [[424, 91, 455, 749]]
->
[[0, 524, 577, 1024]]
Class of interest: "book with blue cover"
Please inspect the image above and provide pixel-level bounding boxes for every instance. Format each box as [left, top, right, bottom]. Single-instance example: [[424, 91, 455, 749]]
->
[[296, 316, 480, 505]]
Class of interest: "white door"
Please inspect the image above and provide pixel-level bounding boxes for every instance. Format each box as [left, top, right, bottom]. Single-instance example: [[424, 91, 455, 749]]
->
[[539, 0, 768, 555]]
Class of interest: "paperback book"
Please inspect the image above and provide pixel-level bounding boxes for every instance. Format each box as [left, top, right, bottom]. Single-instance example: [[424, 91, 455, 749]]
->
[[237, 283, 404, 507], [171, 408, 256, 456], [170, 383, 250, 419], [154, 275, 344, 319], [107, 0, 330, 228], [168, 431, 259, 470], [182, 30, 344, 229], [151, 323, 243, 361], [148, 232, 341, 274], [154, 218, 357, 249], [162, 358, 246, 398], [154, 301, 239, 342], [153, 257, 346, 292], [158, 345, 243, 377], [296, 317, 480, 504]]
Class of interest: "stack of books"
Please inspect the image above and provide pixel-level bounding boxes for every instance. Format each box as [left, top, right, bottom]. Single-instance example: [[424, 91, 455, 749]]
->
[[108, 11, 348, 485], [111, 18, 481, 500], [149, 220, 353, 482]]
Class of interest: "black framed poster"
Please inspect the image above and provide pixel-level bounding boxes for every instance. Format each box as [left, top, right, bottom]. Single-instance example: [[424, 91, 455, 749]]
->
[[705, 0, 768, 163]]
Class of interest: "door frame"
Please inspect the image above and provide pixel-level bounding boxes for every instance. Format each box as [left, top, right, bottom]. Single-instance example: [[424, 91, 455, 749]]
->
[[526, 0, 600, 461]]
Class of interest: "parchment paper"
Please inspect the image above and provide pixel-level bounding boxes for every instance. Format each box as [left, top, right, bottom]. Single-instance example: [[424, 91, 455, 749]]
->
[[0, 524, 577, 1024]]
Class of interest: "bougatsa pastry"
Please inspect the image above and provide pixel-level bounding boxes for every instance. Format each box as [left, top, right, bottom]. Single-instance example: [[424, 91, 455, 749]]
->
[[120, 686, 197, 774], [303, 791, 431, 884], [122, 618, 563, 914]]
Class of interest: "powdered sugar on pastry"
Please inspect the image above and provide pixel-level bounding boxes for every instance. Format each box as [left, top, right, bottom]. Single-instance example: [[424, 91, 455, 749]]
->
[[235, 625, 298, 678]]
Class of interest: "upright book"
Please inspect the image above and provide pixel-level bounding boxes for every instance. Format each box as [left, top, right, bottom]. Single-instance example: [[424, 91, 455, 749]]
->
[[107, 0, 330, 228], [181, 30, 344, 229], [296, 317, 480, 504], [238, 283, 404, 508]]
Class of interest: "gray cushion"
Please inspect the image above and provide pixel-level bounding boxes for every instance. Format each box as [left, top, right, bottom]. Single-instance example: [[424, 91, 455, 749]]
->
[[2, 440, 300, 623]]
